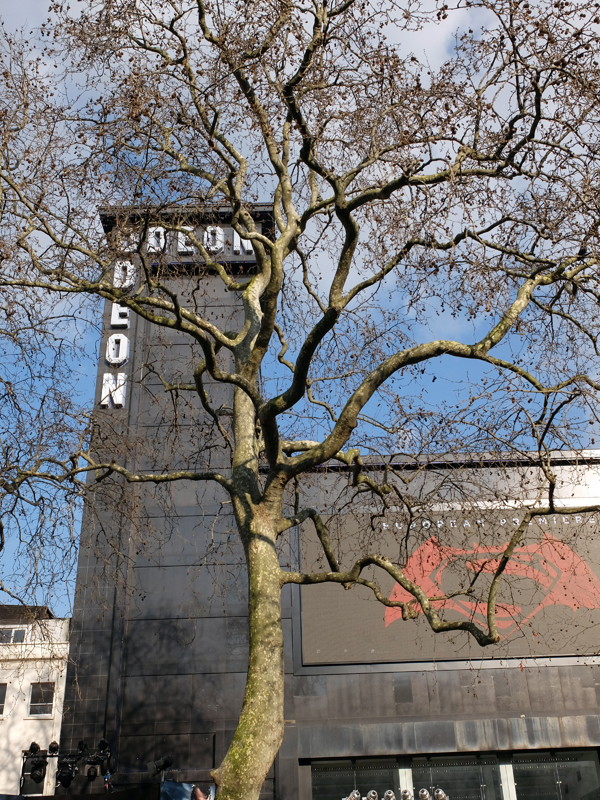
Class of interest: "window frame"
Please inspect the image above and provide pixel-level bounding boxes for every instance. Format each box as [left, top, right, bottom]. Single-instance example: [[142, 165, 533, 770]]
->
[[28, 681, 55, 718], [0, 627, 26, 644]]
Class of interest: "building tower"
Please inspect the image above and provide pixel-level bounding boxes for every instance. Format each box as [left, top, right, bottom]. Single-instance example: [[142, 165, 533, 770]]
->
[[60, 205, 276, 796]]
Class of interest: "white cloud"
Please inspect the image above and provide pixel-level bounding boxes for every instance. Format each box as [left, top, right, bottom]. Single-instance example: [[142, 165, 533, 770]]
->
[[387, 3, 496, 72]]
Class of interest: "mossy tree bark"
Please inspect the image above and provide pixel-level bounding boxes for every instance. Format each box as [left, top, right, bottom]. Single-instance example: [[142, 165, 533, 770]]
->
[[212, 511, 285, 800]]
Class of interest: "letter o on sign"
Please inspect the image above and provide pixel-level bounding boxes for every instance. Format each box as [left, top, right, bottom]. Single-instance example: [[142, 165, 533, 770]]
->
[[204, 226, 224, 253], [106, 333, 130, 366]]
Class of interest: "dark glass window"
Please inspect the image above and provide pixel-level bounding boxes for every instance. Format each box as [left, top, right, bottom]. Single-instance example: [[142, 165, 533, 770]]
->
[[0, 628, 26, 643], [353, 760, 397, 798], [412, 756, 501, 800], [0, 683, 6, 715], [29, 682, 54, 716], [311, 760, 356, 800], [513, 751, 600, 800], [311, 752, 600, 800], [311, 759, 398, 800]]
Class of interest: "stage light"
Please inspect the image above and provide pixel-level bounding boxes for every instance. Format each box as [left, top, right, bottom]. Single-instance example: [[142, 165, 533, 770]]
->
[[77, 740, 88, 753], [30, 756, 48, 784], [400, 791, 413, 800], [147, 754, 174, 776], [367, 791, 378, 800], [434, 790, 447, 800], [419, 790, 431, 800], [57, 758, 78, 788], [98, 738, 109, 752], [87, 765, 98, 781], [48, 741, 59, 754], [384, 791, 397, 800], [28, 742, 40, 755]]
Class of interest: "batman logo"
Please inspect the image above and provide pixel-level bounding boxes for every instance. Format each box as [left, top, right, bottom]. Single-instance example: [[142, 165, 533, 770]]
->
[[385, 533, 600, 637]]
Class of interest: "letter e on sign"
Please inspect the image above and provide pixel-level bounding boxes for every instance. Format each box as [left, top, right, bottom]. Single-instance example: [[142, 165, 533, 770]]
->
[[110, 303, 130, 328]]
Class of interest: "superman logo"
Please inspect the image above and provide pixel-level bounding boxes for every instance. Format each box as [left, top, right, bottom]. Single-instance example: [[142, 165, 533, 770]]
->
[[385, 532, 600, 637]]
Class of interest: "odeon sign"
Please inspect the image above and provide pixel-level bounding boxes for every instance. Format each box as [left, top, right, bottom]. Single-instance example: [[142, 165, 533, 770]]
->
[[98, 224, 251, 410]]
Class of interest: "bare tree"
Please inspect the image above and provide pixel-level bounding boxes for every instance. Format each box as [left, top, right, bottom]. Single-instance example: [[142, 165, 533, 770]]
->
[[2, 0, 600, 797], [0, 32, 92, 611]]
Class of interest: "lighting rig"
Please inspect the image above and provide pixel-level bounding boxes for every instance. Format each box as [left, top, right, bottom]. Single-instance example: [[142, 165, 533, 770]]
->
[[21, 738, 112, 792], [147, 754, 175, 782], [343, 789, 448, 800]]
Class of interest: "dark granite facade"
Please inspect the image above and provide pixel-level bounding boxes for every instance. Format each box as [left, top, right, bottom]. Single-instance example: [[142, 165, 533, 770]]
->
[[60, 225, 600, 798]]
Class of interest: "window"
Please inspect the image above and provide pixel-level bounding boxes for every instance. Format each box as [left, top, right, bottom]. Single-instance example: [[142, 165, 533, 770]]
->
[[0, 683, 6, 715], [513, 751, 600, 800], [311, 758, 399, 800], [412, 755, 502, 800], [29, 682, 54, 716], [0, 627, 26, 643], [311, 752, 600, 800]]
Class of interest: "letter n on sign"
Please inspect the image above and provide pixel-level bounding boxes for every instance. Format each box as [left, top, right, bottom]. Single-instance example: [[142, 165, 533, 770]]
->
[[100, 373, 127, 408]]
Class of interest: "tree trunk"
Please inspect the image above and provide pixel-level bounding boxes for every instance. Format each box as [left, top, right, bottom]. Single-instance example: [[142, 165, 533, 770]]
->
[[212, 512, 285, 800]]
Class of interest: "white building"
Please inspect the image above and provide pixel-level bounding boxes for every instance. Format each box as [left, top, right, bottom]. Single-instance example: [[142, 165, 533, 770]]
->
[[0, 606, 69, 796]]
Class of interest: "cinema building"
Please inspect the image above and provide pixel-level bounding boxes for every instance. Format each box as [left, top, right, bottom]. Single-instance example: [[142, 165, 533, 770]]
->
[[59, 208, 600, 800]]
